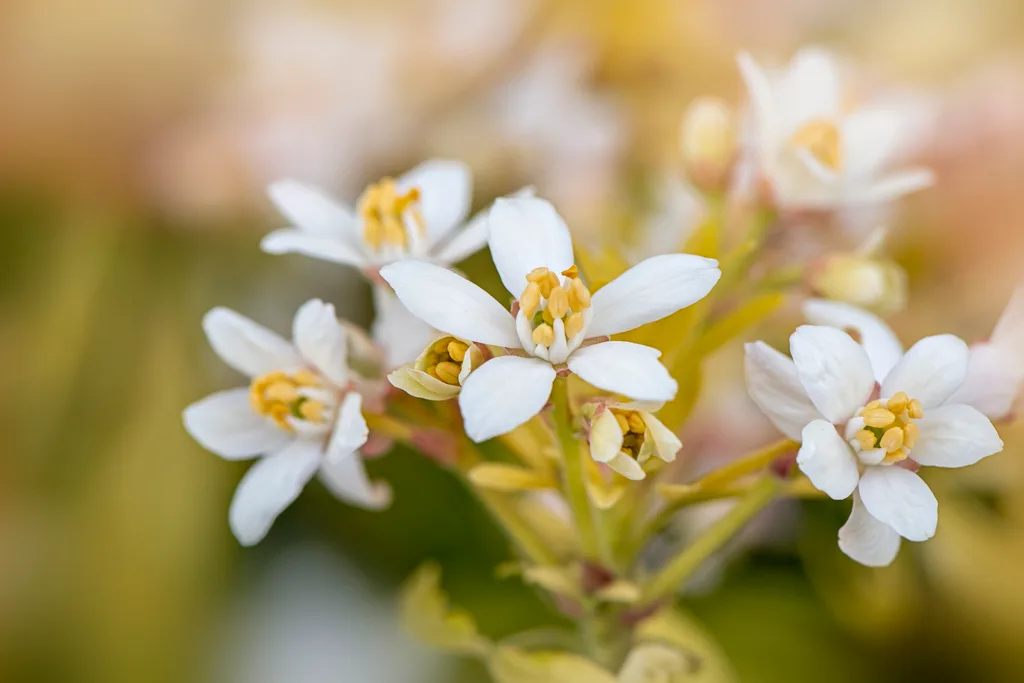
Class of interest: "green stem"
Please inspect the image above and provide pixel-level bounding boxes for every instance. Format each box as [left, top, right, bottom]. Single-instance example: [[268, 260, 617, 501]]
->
[[641, 476, 783, 605], [477, 489, 560, 566], [687, 438, 796, 492], [550, 377, 600, 560]]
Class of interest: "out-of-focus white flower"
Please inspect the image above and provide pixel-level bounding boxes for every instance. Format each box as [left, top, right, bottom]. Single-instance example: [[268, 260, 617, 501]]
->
[[746, 301, 1003, 566], [183, 300, 390, 545], [388, 335, 487, 401], [807, 226, 907, 314], [381, 196, 721, 441], [263, 159, 489, 270], [583, 400, 681, 480], [679, 96, 738, 190], [947, 284, 1024, 421], [737, 48, 934, 209]]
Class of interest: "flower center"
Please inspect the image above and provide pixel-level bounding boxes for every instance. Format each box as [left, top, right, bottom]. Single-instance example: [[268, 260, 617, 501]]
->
[[611, 408, 647, 458], [249, 370, 327, 432], [853, 391, 923, 464], [358, 178, 425, 252], [519, 265, 592, 349], [790, 119, 843, 171], [422, 336, 471, 386]]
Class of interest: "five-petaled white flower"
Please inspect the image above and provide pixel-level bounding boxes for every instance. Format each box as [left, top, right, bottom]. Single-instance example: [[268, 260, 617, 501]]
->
[[737, 48, 934, 209], [745, 299, 1003, 566], [380, 196, 721, 442], [183, 300, 391, 546], [584, 400, 682, 481]]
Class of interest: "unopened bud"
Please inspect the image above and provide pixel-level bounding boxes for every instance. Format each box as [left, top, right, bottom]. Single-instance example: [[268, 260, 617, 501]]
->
[[679, 96, 737, 190], [809, 254, 907, 315]]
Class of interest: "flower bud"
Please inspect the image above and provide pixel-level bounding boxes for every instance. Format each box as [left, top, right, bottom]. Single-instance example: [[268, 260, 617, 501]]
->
[[809, 253, 907, 315], [679, 96, 737, 191], [388, 335, 485, 400]]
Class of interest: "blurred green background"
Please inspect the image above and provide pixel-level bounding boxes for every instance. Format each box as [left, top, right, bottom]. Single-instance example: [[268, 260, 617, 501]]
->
[[4, 0, 1024, 681]]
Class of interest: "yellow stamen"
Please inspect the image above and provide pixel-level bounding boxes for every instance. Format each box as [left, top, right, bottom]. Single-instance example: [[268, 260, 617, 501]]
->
[[299, 400, 325, 422], [358, 178, 423, 251], [250, 369, 329, 432], [433, 338, 452, 353], [561, 265, 579, 279], [568, 278, 592, 311], [883, 448, 908, 465], [614, 413, 630, 434], [564, 312, 584, 340], [626, 412, 646, 433], [790, 119, 842, 170], [863, 399, 883, 412], [862, 408, 896, 428], [855, 429, 878, 451], [447, 341, 468, 362], [886, 391, 909, 415], [880, 427, 905, 453], [532, 323, 555, 347], [907, 399, 924, 420], [520, 283, 542, 318], [434, 361, 462, 385], [903, 421, 919, 449], [547, 285, 569, 319], [264, 381, 299, 404]]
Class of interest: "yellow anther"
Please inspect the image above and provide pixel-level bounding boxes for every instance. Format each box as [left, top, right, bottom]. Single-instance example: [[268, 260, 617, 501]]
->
[[293, 370, 321, 386], [298, 399, 325, 422], [863, 399, 883, 412], [903, 422, 919, 449], [447, 341, 468, 362], [880, 426, 905, 453], [564, 312, 584, 340], [883, 448, 908, 465], [547, 285, 569, 319], [526, 268, 559, 298], [907, 399, 924, 420], [520, 282, 542, 318], [433, 338, 452, 353], [855, 429, 878, 451], [614, 413, 631, 434], [568, 278, 592, 311], [790, 119, 842, 170], [863, 408, 896, 428], [561, 265, 579, 279], [264, 381, 299, 404], [526, 267, 550, 283], [532, 323, 555, 347], [886, 392, 910, 415], [626, 412, 646, 434], [358, 177, 422, 251], [434, 361, 462, 385]]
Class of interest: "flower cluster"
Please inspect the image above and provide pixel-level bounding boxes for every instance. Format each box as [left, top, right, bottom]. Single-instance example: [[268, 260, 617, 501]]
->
[[182, 46, 1019, 681]]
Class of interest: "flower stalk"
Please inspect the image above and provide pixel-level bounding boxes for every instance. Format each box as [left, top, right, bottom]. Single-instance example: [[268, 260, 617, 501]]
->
[[551, 376, 601, 561]]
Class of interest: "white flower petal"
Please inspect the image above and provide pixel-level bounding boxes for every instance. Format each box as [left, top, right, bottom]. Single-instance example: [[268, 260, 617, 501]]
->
[[858, 466, 937, 542], [743, 341, 821, 440], [802, 299, 903, 383], [838, 492, 902, 567], [260, 230, 367, 267], [203, 307, 303, 378], [325, 393, 369, 461], [606, 452, 646, 481], [388, 367, 461, 400], [881, 334, 969, 408], [586, 254, 721, 337], [589, 410, 625, 463], [797, 419, 860, 500], [567, 342, 677, 402], [267, 179, 358, 239], [458, 356, 556, 442], [841, 105, 910, 178], [487, 196, 574, 298], [318, 453, 392, 510], [433, 187, 535, 265], [397, 159, 472, 245], [777, 48, 842, 127], [736, 51, 775, 154], [183, 388, 291, 459], [292, 299, 349, 387], [379, 261, 519, 348], [947, 344, 1020, 420], [228, 439, 322, 546], [371, 285, 438, 369], [857, 169, 935, 204], [642, 413, 682, 463], [910, 404, 1003, 468], [790, 325, 875, 423]]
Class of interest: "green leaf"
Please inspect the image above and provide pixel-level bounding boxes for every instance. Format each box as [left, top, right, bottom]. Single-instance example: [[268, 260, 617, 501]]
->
[[399, 562, 492, 656]]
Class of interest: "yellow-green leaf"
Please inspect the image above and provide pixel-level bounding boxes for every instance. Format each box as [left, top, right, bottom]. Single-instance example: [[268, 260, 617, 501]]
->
[[692, 292, 785, 358], [469, 463, 558, 492], [399, 562, 491, 657]]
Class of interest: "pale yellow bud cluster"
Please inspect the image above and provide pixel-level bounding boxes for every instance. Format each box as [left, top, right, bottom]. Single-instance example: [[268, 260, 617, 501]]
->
[[611, 408, 647, 458], [423, 336, 472, 386], [790, 119, 843, 171], [250, 370, 326, 432], [358, 178, 425, 251], [854, 391, 922, 464], [810, 254, 908, 315], [679, 96, 737, 190], [520, 265, 592, 347]]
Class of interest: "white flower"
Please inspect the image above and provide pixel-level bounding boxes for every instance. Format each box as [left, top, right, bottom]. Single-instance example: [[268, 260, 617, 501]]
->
[[746, 300, 1003, 566], [183, 300, 391, 546], [584, 400, 682, 481], [262, 159, 487, 269], [947, 284, 1024, 421], [737, 48, 934, 209], [380, 196, 721, 442]]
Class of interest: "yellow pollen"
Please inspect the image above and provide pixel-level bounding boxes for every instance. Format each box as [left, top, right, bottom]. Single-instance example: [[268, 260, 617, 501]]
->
[[610, 408, 647, 458], [626, 412, 646, 433], [568, 278, 592, 311], [863, 408, 896, 428], [358, 177, 424, 251], [250, 370, 328, 432], [520, 283, 542, 318], [614, 413, 630, 434], [564, 312, 584, 340], [879, 426, 905, 453], [903, 421, 919, 449], [855, 429, 877, 452], [907, 399, 924, 420], [790, 119, 843, 171], [886, 391, 909, 415], [547, 286, 569, 319], [561, 265, 579, 279], [532, 323, 555, 347], [422, 336, 473, 387], [883, 448, 908, 465]]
